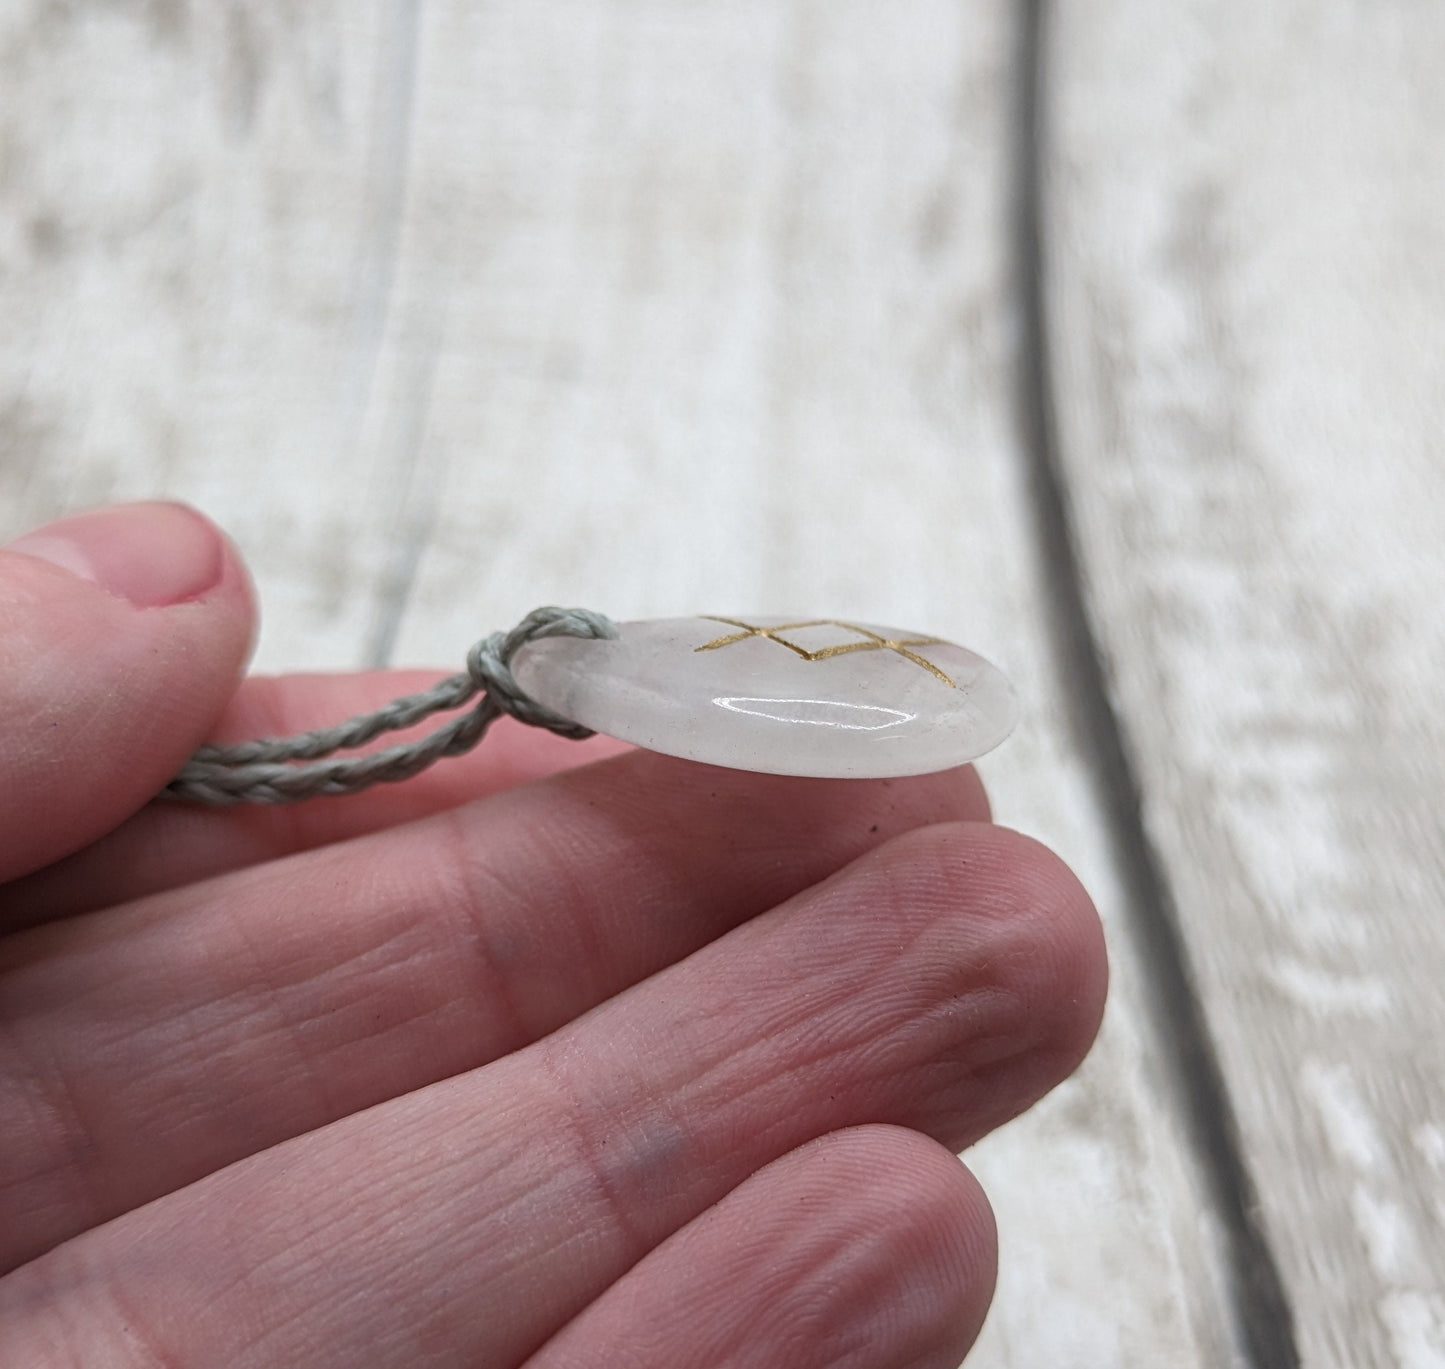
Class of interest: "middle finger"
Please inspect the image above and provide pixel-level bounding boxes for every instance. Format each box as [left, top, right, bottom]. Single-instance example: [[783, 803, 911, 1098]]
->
[[0, 750, 987, 1271]]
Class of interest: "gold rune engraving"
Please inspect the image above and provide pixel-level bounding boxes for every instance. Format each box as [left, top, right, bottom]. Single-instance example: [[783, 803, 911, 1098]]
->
[[694, 618, 958, 688]]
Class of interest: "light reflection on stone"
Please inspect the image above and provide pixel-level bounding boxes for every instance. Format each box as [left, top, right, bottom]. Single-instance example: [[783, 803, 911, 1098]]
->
[[714, 696, 913, 731]]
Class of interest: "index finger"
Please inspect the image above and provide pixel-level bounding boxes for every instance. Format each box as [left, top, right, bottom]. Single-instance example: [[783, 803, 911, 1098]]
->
[[8, 670, 991, 928]]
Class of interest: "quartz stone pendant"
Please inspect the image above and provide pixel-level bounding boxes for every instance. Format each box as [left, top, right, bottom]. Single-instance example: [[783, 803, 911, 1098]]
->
[[511, 616, 1018, 779]]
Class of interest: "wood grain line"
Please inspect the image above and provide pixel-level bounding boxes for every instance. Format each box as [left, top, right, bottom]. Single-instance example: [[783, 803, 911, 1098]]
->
[[343, 0, 433, 667], [1014, 6, 1299, 1365]]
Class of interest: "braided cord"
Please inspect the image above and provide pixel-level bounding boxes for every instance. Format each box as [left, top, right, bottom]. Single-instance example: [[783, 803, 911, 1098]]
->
[[163, 607, 618, 806]]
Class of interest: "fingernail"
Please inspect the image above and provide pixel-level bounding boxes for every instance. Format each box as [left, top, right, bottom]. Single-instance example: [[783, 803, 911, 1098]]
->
[[6, 502, 225, 608]]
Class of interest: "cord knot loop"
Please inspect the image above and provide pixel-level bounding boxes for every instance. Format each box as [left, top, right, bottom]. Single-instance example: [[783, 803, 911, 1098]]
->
[[466, 606, 619, 740]]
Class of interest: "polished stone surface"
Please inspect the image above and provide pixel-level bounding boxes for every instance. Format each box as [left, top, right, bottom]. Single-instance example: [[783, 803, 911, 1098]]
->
[[512, 615, 1017, 777]]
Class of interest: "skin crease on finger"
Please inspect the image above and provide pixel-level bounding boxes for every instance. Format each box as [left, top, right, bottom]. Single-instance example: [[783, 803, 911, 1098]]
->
[[528, 1126, 999, 1369], [0, 821, 1106, 1369], [0, 752, 991, 1273]]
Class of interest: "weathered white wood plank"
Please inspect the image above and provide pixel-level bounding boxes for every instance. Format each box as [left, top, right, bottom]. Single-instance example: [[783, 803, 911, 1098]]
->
[[1049, 5, 1445, 1366], [0, 0, 421, 667], [1, 4, 1234, 1363]]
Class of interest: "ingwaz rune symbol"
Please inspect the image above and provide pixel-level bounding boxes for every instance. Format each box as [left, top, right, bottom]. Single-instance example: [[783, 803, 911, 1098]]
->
[[694, 618, 958, 688]]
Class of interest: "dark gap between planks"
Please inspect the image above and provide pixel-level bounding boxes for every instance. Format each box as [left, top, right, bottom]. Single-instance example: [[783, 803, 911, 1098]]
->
[[1010, 4, 1301, 1365]]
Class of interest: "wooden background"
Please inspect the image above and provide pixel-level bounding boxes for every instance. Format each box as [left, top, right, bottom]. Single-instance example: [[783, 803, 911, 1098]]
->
[[2, 3, 1442, 1365]]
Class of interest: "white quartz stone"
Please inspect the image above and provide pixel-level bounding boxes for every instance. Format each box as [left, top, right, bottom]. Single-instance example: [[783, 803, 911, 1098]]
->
[[512, 616, 1017, 778]]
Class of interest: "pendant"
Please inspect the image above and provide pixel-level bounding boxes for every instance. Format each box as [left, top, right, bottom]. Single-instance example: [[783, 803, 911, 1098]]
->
[[512, 615, 1016, 779], [165, 607, 1017, 805]]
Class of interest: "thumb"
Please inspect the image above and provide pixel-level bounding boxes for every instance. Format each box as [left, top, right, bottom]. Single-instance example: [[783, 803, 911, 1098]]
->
[[0, 502, 255, 885]]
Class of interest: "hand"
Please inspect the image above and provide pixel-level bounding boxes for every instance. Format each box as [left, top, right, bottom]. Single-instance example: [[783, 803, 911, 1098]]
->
[[0, 503, 1106, 1368]]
